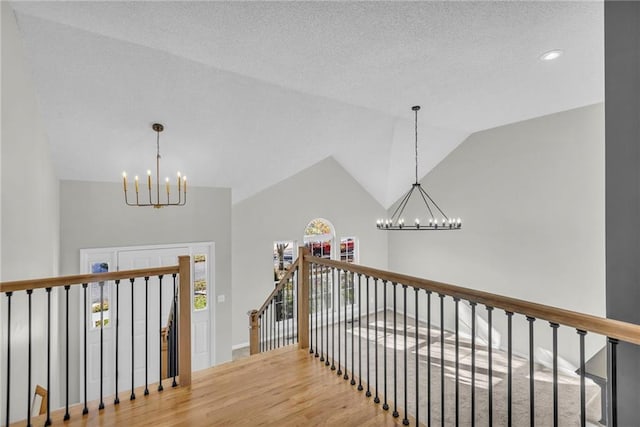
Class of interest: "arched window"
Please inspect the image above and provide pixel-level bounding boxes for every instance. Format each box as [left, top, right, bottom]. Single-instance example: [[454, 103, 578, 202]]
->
[[303, 218, 335, 259]]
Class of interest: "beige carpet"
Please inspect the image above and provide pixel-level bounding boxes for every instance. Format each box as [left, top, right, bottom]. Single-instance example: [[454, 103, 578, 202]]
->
[[304, 310, 603, 427]]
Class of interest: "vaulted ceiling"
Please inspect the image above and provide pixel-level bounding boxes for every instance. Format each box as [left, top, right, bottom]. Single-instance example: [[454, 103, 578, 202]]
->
[[10, 1, 603, 206]]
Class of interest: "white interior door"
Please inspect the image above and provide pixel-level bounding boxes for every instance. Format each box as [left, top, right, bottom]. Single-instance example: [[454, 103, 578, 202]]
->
[[80, 242, 214, 402]]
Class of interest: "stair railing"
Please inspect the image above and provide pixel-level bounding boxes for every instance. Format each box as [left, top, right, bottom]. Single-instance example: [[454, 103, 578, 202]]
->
[[249, 248, 305, 355], [0, 255, 191, 426], [251, 248, 640, 427]]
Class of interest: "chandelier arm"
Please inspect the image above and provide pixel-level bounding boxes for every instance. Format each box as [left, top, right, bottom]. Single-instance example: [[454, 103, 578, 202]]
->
[[416, 185, 435, 219], [417, 185, 449, 219], [389, 185, 416, 222]]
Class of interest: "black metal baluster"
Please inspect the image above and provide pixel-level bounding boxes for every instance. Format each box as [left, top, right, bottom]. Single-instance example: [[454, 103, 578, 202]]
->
[[331, 268, 336, 371], [527, 316, 536, 427], [284, 278, 293, 345], [130, 277, 136, 400], [309, 264, 318, 357], [99, 280, 105, 410], [284, 282, 288, 347], [439, 294, 445, 427], [487, 306, 494, 426], [414, 288, 419, 427], [550, 323, 559, 427], [65, 286, 71, 419], [470, 301, 476, 427], [351, 274, 356, 386], [577, 330, 587, 427], [258, 314, 264, 353], [607, 337, 618, 427], [344, 272, 349, 381], [277, 289, 281, 349], [295, 270, 299, 344], [45, 287, 52, 425], [325, 270, 330, 366], [402, 285, 409, 425], [383, 280, 389, 411], [426, 291, 432, 425], [507, 311, 514, 427], [392, 283, 399, 418], [82, 283, 89, 415], [269, 302, 273, 351], [26, 289, 33, 427], [266, 306, 270, 351], [4, 292, 11, 427], [337, 270, 342, 376], [320, 266, 324, 361], [172, 274, 178, 387], [366, 276, 371, 398], [158, 276, 164, 392], [357, 274, 363, 390], [144, 277, 150, 396], [454, 297, 460, 427], [114, 280, 120, 404], [374, 278, 380, 404]]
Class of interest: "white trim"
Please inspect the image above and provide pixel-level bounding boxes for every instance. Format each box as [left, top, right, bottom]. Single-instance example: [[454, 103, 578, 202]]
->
[[232, 342, 249, 351]]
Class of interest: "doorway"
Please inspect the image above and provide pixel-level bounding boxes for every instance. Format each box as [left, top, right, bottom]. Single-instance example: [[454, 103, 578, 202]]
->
[[79, 242, 214, 402]]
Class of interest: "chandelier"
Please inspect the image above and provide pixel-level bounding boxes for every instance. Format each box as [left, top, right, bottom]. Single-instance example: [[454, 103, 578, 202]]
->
[[122, 123, 186, 208], [376, 106, 461, 230]]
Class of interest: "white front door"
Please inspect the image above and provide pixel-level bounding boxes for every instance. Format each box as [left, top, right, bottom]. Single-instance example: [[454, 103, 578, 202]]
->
[[116, 246, 188, 396], [80, 242, 214, 402]]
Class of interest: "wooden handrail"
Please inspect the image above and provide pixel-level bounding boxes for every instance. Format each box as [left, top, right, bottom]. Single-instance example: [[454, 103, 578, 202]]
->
[[256, 258, 300, 316], [0, 265, 180, 293], [304, 254, 640, 345]]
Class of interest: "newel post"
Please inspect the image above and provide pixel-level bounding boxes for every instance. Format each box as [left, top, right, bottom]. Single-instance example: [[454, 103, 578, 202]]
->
[[298, 246, 310, 350], [178, 255, 192, 386], [249, 310, 260, 355]]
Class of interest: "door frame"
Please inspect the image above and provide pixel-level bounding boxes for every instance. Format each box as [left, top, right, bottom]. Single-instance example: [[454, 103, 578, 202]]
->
[[79, 241, 215, 399]]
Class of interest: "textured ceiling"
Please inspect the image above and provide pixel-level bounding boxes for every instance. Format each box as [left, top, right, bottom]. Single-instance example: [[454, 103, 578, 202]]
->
[[9, 1, 603, 206]]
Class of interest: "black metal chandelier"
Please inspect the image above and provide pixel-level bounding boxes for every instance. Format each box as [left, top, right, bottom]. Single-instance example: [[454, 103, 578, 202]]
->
[[376, 106, 461, 231], [122, 123, 186, 208]]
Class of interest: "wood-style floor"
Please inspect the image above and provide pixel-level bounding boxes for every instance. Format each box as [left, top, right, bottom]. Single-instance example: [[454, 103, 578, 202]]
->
[[20, 345, 410, 426]]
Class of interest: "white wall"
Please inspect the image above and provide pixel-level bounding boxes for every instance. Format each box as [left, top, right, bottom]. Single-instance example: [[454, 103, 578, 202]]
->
[[58, 181, 231, 404], [388, 104, 605, 364], [232, 156, 388, 347], [1, 2, 61, 423]]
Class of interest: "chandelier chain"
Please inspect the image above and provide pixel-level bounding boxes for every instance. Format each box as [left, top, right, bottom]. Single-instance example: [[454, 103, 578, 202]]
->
[[414, 107, 419, 184]]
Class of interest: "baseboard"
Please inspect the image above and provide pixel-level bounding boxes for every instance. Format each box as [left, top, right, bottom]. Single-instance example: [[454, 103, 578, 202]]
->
[[232, 342, 249, 350]]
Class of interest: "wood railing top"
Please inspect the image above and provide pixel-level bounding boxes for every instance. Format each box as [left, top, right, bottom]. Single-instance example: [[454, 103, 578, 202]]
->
[[256, 258, 299, 316], [0, 265, 180, 294], [305, 254, 640, 346]]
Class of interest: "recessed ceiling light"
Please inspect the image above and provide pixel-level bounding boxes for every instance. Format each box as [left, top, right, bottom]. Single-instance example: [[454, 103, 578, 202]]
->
[[540, 49, 563, 61]]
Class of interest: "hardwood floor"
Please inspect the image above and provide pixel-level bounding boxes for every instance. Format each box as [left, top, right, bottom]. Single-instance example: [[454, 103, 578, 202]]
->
[[18, 345, 409, 426]]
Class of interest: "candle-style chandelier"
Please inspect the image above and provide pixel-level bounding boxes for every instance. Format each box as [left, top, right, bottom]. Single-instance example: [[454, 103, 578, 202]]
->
[[376, 106, 461, 231], [122, 123, 186, 208]]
